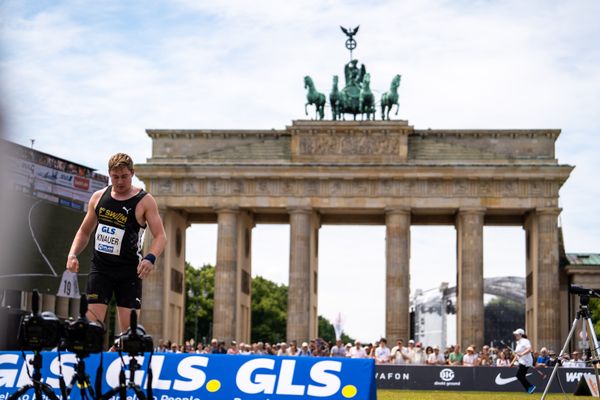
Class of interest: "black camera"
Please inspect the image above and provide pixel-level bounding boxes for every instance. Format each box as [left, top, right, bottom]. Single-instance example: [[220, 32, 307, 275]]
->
[[117, 309, 153, 355], [570, 284, 600, 297], [64, 294, 104, 355], [18, 291, 62, 350]]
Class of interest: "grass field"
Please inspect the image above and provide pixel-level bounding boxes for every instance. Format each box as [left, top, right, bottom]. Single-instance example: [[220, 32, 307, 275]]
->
[[377, 390, 575, 399]]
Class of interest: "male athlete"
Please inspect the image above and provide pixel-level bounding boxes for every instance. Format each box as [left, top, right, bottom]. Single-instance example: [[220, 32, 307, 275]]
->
[[66, 153, 166, 332]]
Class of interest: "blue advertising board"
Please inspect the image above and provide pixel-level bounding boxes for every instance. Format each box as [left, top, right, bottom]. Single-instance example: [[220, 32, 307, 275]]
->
[[0, 352, 376, 400]]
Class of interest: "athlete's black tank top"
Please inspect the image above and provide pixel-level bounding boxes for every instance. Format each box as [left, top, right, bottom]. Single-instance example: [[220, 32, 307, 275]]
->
[[92, 186, 147, 271]]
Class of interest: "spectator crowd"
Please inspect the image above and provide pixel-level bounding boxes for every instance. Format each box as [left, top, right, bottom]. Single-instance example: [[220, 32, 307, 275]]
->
[[149, 337, 590, 368]]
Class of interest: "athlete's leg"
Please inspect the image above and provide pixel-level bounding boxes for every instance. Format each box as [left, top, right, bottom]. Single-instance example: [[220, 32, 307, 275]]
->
[[87, 303, 108, 324], [115, 275, 142, 332], [86, 271, 112, 325], [117, 307, 140, 332]]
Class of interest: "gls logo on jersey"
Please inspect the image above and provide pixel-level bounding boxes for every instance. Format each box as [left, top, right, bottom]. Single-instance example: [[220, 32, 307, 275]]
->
[[0, 353, 375, 400], [101, 226, 116, 234], [94, 223, 125, 256]]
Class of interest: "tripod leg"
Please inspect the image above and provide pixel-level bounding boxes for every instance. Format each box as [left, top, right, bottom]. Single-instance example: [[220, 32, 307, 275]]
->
[[84, 375, 96, 400], [100, 370, 127, 400], [34, 381, 43, 400], [58, 375, 67, 400], [541, 316, 580, 400], [39, 382, 60, 400], [131, 384, 147, 400], [584, 316, 600, 394], [146, 367, 153, 400], [66, 374, 78, 397], [8, 385, 34, 400], [119, 370, 127, 400]]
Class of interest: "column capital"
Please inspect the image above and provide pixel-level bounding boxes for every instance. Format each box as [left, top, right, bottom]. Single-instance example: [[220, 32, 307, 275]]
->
[[384, 206, 411, 216], [288, 207, 314, 215], [535, 207, 562, 216], [214, 205, 240, 214], [457, 207, 486, 216]]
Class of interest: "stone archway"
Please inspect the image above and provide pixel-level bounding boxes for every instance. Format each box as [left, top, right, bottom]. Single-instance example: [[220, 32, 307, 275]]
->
[[136, 120, 572, 351]]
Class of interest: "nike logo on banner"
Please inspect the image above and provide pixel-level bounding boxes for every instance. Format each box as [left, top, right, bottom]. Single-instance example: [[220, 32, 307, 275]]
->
[[495, 372, 534, 385]]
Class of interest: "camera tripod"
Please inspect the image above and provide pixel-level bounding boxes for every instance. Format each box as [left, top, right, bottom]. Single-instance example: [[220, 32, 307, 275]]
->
[[59, 353, 96, 400], [541, 289, 600, 399], [100, 352, 152, 400], [8, 351, 60, 400]]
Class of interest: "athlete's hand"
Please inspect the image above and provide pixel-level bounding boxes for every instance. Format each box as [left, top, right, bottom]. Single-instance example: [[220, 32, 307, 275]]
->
[[66, 255, 79, 273], [137, 259, 154, 279]]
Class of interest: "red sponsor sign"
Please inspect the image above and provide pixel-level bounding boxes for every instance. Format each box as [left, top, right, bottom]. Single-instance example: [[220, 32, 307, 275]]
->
[[74, 175, 90, 190]]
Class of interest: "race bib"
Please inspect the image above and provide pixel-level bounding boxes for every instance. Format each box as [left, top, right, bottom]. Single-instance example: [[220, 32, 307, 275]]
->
[[57, 270, 80, 298], [94, 223, 125, 255]]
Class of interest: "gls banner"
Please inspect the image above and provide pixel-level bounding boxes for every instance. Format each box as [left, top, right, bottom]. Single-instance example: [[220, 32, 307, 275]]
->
[[0, 352, 376, 400]]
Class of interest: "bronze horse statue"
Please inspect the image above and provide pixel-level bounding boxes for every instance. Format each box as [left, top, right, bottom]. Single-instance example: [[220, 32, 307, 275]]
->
[[359, 73, 375, 120], [381, 74, 401, 120], [304, 76, 326, 120]]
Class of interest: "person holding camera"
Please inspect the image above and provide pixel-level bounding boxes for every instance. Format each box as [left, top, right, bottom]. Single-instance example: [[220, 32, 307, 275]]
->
[[66, 153, 166, 332]]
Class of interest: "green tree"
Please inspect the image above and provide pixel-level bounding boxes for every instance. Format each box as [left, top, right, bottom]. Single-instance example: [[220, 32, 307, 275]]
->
[[183, 263, 354, 344], [251, 276, 288, 343], [184, 263, 214, 344]]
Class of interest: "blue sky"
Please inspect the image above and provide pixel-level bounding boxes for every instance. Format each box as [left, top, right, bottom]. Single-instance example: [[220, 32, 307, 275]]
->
[[2, 0, 599, 341]]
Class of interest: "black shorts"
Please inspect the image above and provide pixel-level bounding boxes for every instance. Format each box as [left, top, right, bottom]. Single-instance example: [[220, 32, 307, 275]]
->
[[86, 270, 142, 309]]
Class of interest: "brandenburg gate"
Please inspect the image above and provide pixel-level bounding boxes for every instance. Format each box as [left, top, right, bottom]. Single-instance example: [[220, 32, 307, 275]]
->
[[136, 120, 572, 352]]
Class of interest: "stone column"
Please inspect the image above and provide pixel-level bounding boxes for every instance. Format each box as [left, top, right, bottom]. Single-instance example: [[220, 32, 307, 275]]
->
[[287, 208, 319, 343], [385, 207, 411, 342], [456, 207, 485, 350], [235, 211, 254, 344], [525, 208, 561, 351], [213, 207, 240, 343], [141, 208, 187, 343]]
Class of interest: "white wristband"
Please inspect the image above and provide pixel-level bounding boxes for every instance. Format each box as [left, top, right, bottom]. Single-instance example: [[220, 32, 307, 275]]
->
[[68, 254, 77, 259]]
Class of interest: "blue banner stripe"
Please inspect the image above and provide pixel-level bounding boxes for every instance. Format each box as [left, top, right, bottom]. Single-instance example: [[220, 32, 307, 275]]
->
[[0, 352, 376, 400]]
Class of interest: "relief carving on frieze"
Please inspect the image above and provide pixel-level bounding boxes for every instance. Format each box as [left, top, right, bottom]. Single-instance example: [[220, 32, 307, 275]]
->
[[166, 178, 558, 199], [157, 179, 175, 194], [183, 181, 198, 194], [299, 134, 400, 156]]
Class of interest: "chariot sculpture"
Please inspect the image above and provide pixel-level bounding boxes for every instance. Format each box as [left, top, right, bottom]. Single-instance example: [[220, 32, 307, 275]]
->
[[303, 26, 402, 121]]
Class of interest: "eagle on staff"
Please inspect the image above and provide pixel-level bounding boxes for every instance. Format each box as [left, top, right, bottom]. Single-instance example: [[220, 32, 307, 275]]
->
[[340, 25, 359, 58], [340, 25, 360, 40]]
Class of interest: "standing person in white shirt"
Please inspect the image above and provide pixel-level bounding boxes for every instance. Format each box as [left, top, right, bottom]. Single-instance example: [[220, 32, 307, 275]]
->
[[349, 340, 367, 358], [375, 338, 391, 364], [413, 342, 427, 364], [390, 339, 411, 364], [432, 346, 446, 365], [512, 328, 536, 394], [569, 351, 587, 368], [462, 346, 479, 366], [405, 339, 416, 363]]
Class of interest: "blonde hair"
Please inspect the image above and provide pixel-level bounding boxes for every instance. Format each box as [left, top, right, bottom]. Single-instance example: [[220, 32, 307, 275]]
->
[[108, 153, 134, 172]]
